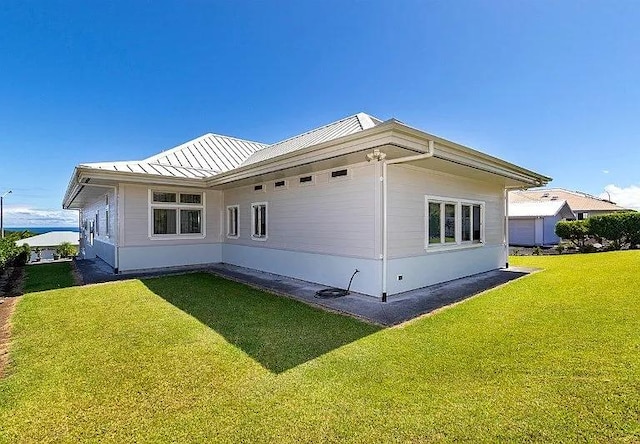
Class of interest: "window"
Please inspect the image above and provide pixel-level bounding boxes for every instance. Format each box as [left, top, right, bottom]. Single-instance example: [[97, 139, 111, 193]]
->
[[153, 209, 177, 234], [153, 192, 177, 203], [299, 175, 313, 184], [227, 205, 239, 238], [254, 185, 263, 191], [180, 193, 202, 204], [425, 196, 484, 249], [149, 190, 205, 237], [461, 204, 482, 243], [577, 212, 589, 220], [95, 212, 99, 237], [428, 201, 456, 245], [251, 202, 267, 240], [274, 180, 286, 188], [180, 210, 202, 234]]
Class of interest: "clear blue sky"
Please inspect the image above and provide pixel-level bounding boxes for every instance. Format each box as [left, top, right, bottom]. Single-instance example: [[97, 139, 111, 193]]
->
[[1, 0, 639, 226]]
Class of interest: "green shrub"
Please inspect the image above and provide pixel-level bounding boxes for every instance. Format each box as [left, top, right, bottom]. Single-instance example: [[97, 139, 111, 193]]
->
[[56, 242, 77, 258], [588, 212, 640, 250], [555, 220, 590, 248]]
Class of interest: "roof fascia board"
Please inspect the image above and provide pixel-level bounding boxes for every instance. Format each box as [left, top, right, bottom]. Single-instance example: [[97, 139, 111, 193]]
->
[[206, 123, 425, 186]]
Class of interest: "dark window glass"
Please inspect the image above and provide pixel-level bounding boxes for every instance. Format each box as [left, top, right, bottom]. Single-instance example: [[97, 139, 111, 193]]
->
[[428, 202, 441, 244], [473, 205, 481, 242], [254, 185, 263, 191], [300, 176, 313, 183], [180, 193, 202, 204], [275, 180, 285, 187], [153, 209, 177, 234], [445, 204, 456, 243], [462, 205, 471, 241], [153, 192, 176, 203]]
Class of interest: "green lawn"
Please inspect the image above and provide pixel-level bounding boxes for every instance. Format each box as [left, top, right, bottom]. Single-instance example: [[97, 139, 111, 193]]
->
[[1, 252, 639, 442], [23, 261, 75, 293]]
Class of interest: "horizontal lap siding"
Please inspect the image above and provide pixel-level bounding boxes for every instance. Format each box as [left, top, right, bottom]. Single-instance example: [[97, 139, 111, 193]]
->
[[120, 184, 222, 247], [223, 162, 377, 259], [388, 164, 505, 258], [82, 189, 117, 246]]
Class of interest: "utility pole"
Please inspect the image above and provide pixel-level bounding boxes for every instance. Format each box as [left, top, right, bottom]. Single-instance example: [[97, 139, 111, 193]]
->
[[1, 190, 12, 238]]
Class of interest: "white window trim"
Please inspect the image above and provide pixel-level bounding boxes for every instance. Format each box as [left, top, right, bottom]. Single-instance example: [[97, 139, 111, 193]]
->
[[226, 205, 240, 239], [148, 189, 206, 240], [251, 201, 268, 241], [424, 195, 485, 251], [253, 184, 266, 193]]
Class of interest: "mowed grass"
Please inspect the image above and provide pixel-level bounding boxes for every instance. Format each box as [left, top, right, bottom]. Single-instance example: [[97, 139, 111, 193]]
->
[[23, 261, 75, 293], [1, 252, 639, 442]]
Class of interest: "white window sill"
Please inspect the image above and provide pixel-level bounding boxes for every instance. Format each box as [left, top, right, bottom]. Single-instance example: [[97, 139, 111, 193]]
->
[[424, 242, 484, 254], [148, 234, 206, 240], [226, 234, 239, 240], [251, 235, 268, 242]]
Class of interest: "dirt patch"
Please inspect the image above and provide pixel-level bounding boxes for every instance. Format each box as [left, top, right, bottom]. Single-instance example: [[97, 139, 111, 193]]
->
[[0, 296, 20, 378], [70, 260, 84, 286], [0, 266, 25, 297]]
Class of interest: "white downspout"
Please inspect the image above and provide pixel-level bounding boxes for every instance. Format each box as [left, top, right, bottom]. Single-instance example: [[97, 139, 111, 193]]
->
[[380, 140, 435, 302]]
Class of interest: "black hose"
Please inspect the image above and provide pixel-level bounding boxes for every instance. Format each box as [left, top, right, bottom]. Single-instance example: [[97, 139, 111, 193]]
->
[[315, 269, 359, 299]]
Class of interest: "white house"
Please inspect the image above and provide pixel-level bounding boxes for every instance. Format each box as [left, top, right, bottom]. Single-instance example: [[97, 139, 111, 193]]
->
[[62, 113, 550, 300], [510, 188, 628, 220], [508, 200, 574, 246], [15, 231, 79, 261]]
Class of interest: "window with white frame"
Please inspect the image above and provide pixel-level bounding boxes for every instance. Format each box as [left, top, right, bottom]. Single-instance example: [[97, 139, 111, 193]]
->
[[425, 196, 484, 248], [251, 202, 267, 240], [227, 205, 239, 238], [150, 190, 205, 237], [95, 212, 100, 237]]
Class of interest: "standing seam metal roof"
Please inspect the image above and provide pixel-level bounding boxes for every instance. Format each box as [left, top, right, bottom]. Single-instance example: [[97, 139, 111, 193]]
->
[[240, 113, 381, 167], [77, 113, 382, 179]]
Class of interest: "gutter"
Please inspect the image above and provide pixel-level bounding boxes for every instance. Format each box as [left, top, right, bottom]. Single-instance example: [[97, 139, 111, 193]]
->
[[377, 140, 435, 302]]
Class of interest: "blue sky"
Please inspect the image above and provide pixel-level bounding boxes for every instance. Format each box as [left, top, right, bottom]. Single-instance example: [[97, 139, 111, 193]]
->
[[1, 0, 639, 226]]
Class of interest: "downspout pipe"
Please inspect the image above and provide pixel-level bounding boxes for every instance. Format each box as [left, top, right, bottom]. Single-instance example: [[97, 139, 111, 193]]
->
[[381, 140, 435, 302]]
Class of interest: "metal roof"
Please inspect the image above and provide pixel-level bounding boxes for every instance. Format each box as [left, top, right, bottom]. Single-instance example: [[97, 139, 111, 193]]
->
[[508, 200, 573, 218], [509, 188, 628, 212], [80, 133, 266, 179], [15, 231, 79, 247], [241, 113, 381, 167], [146, 133, 267, 172]]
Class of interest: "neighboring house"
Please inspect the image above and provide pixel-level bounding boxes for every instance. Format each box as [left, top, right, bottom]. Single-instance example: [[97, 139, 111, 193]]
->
[[15, 231, 79, 262], [508, 200, 574, 246], [509, 188, 628, 220], [62, 113, 550, 299]]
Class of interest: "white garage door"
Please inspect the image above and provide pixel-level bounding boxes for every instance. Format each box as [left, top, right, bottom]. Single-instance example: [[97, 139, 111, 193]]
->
[[509, 219, 535, 246]]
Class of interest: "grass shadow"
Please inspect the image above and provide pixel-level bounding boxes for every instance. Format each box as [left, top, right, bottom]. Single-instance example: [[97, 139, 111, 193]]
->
[[142, 273, 382, 374], [23, 262, 75, 293]]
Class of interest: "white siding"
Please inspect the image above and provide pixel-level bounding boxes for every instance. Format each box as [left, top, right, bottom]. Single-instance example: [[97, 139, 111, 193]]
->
[[387, 164, 506, 258], [80, 188, 117, 266], [119, 184, 222, 247], [223, 162, 378, 259]]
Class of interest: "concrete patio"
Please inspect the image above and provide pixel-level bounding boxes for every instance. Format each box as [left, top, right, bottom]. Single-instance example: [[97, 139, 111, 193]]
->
[[74, 258, 536, 326]]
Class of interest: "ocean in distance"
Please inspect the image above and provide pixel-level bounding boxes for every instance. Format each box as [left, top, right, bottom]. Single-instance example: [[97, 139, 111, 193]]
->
[[6, 227, 79, 235]]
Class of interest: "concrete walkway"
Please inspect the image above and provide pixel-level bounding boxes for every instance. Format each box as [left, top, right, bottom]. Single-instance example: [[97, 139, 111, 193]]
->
[[75, 258, 536, 326]]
